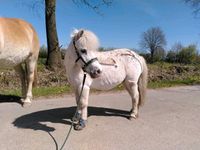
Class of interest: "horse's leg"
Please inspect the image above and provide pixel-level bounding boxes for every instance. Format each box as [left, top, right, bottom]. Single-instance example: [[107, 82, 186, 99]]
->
[[23, 58, 36, 106], [14, 64, 27, 101], [74, 86, 90, 130], [123, 80, 139, 119], [72, 89, 82, 122]]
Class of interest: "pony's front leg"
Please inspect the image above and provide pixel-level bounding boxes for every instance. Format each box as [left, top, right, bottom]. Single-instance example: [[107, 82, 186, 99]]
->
[[74, 86, 90, 130], [73, 90, 82, 123]]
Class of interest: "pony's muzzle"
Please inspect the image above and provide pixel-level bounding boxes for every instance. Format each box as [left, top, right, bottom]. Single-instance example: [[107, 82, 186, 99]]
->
[[90, 68, 102, 78]]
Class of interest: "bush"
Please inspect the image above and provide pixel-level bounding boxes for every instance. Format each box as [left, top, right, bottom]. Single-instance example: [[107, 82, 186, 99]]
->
[[166, 44, 199, 64], [166, 50, 178, 63], [39, 45, 48, 58], [139, 53, 151, 63], [153, 47, 166, 62], [176, 45, 197, 64]]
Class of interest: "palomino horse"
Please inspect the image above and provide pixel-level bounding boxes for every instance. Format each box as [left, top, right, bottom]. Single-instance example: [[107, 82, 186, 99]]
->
[[64, 29, 148, 130], [0, 18, 40, 106]]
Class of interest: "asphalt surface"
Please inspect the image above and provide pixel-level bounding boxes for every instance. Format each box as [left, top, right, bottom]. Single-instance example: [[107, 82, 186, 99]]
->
[[0, 86, 200, 150]]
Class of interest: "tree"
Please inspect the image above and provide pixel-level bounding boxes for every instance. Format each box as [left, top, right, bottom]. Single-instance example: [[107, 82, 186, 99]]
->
[[166, 42, 183, 63], [73, 0, 112, 15], [140, 27, 167, 63], [45, 0, 62, 71], [184, 0, 200, 16], [154, 47, 166, 62], [21, 0, 61, 71], [45, 0, 112, 71], [171, 42, 184, 52], [24, 0, 113, 71]]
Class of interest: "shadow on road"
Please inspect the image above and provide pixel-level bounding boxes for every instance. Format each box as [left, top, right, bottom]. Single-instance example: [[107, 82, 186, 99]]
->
[[13, 107, 130, 150], [13, 106, 130, 132], [0, 94, 22, 105]]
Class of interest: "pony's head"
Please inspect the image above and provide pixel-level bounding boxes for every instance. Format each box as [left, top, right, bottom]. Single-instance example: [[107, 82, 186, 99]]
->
[[71, 29, 102, 78]]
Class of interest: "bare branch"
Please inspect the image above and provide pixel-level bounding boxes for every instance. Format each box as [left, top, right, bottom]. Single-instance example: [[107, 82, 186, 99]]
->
[[184, 0, 200, 16], [18, 0, 44, 18], [73, 0, 113, 15]]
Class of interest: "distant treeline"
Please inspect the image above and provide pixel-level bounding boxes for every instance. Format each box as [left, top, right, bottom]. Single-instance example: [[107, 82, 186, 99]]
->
[[39, 43, 200, 65], [140, 44, 200, 64]]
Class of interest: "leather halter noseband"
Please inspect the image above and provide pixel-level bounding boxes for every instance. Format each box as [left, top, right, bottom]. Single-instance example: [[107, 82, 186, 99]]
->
[[73, 40, 98, 71]]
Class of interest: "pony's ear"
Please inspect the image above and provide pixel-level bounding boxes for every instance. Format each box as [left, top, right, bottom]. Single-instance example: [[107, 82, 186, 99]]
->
[[74, 30, 84, 41], [79, 30, 84, 37]]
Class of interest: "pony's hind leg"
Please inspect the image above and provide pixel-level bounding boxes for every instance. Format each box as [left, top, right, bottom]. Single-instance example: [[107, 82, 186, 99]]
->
[[23, 57, 37, 106], [14, 64, 27, 102], [123, 80, 139, 119]]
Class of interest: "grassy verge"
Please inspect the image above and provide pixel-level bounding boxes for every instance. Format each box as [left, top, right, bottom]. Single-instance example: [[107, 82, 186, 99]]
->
[[148, 78, 200, 89], [1, 62, 200, 97], [1, 77, 200, 98], [0, 86, 72, 97]]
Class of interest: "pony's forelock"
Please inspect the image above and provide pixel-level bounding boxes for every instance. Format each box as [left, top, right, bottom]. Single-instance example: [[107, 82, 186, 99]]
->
[[81, 30, 100, 51], [70, 28, 80, 38]]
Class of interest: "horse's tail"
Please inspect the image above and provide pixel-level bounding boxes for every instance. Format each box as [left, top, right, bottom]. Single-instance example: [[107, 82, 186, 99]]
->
[[138, 56, 148, 106]]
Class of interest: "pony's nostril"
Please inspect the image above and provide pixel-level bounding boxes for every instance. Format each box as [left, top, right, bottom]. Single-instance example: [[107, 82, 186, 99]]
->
[[97, 69, 101, 74]]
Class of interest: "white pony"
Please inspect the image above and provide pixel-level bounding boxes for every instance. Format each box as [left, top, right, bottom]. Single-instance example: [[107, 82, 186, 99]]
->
[[64, 29, 148, 130], [0, 18, 40, 106]]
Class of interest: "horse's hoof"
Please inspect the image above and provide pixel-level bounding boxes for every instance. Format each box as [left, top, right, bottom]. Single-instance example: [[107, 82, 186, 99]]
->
[[74, 119, 87, 131], [22, 101, 32, 107]]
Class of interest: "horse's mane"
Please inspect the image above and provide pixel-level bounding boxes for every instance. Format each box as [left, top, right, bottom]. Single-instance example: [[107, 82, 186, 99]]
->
[[71, 29, 100, 51]]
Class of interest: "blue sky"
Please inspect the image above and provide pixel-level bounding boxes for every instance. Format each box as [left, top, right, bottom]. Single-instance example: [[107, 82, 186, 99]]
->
[[0, 0, 199, 52]]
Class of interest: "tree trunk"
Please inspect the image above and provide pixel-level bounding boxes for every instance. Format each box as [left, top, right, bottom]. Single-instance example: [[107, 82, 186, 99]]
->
[[150, 46, 155, 63], [45, 0, 62, 71]]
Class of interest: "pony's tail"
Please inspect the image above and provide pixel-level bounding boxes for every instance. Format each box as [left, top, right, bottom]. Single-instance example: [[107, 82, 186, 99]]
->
[[138, 56, 148, 106]]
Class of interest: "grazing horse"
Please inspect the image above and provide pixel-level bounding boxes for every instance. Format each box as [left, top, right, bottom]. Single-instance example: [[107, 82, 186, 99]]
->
[[0, 18, 40, 106], [64, 29, 148, 130]]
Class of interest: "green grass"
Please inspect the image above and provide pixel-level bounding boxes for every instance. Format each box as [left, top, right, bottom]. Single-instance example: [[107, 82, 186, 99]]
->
[[148, 78, 200, 89], [0, 86, 72, 97], [1, 61, 200, 98], [33, 86, 72, 97], [1, 76, 200, 97]]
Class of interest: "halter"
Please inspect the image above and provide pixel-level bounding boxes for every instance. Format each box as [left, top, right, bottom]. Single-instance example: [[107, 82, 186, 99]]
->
[[73, 40, 98, 72]]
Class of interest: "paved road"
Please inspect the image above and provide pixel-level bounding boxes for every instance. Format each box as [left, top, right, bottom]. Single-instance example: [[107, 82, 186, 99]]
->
[[0, 86, 200, 150]]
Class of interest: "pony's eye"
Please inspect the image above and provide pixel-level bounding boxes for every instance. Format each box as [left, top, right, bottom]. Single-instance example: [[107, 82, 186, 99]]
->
[[80, 49, 87, 54]]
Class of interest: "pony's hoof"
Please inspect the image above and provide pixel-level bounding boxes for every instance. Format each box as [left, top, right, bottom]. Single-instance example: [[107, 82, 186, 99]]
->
[[129, 113, 139, 120], [22, 101, 32, 107], [129, 109, 138, 119], [72, 112, 81, 123], [74, 119, 87, 131]]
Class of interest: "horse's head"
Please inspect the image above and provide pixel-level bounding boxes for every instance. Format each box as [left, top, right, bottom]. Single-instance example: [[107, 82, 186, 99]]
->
[[72, 29, 102, 78]]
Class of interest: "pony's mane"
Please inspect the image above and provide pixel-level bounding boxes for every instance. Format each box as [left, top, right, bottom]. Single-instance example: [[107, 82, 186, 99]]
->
[[71, 29, 100, 51]]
